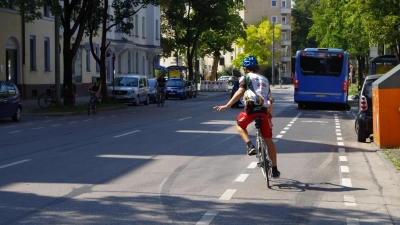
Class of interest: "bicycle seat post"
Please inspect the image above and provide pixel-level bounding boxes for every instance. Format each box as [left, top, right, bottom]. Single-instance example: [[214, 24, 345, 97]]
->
[[254, 118, 263, 129]]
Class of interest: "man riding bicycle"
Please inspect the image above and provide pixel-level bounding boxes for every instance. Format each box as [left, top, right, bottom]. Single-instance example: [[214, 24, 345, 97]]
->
[[214, 55, 280, 178], [156, 74, 167, 101]]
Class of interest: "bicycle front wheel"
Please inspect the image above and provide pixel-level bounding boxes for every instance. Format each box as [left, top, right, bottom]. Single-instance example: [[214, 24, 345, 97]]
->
[[38, 93, 53, 108]]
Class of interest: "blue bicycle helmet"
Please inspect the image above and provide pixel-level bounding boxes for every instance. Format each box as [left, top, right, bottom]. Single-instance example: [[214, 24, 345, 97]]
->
[[242, 55, 259, 67]]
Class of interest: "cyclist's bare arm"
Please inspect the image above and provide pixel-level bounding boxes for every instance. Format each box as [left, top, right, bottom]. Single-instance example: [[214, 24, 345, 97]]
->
[[214, 87, 244, 111]]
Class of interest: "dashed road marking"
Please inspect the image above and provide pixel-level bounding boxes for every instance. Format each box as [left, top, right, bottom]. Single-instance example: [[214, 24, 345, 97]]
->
[[196, 211, 218, 225], [339, 156, 348, 162], [219, 189, 236, 200], [0, 159, 31, 170], [340, 166, 349, 173], [247, 162, 258, 169], [342, 178, 352, 187], [347, 218, 360, 225], [235, 174, 249, 182], [113, 130, 141, 138], [344, 195, 356, 206]]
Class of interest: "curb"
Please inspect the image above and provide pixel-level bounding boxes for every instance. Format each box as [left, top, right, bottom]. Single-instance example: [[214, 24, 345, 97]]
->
[[372, 142, 400, 188]]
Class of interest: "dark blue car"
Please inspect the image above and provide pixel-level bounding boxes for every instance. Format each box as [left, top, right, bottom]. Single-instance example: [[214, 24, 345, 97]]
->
[[0, 81, 21, 122], [166, 78, 187, 100], [230, 80, 242, 108]]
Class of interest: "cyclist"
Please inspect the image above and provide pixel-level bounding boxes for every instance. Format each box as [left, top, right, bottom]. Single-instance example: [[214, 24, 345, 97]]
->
[[88, 77, 102, 101], [156, 74, 167, 101], [213, 55, 280, 178]]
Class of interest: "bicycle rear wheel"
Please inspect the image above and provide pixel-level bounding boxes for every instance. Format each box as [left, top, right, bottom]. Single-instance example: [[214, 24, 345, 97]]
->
[[257, 132, 272, 188], [157, 93, 161, 107], [38, 93, 53, 108]]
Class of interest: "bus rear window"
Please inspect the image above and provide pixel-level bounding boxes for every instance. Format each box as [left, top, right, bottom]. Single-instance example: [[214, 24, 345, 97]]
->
[[299, 52, 343, 76]]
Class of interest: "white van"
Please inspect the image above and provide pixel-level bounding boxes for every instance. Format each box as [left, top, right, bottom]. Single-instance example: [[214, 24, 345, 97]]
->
[[109, 74, 150, 105]]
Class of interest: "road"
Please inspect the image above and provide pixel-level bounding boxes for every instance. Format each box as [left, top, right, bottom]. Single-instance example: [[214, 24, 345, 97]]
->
[[0, 87, 399, 225]]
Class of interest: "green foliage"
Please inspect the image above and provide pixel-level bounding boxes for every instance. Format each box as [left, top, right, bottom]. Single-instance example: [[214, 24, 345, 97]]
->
[[232, 18, 282, 68], [219, 66, 242, 78]]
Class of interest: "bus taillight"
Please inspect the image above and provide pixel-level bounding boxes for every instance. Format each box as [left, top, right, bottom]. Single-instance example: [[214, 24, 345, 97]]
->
[[343, 81, 347, 93], [295, 79, 299, 92]]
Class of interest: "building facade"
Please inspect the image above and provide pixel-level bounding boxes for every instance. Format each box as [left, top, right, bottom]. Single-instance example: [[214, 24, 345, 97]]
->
[[0, 3, 161, 99]]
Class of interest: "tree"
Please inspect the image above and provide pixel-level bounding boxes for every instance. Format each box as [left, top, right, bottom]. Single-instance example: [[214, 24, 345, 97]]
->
[[232, 18, 282, 70], [291, 0, 319, 54], [197, 2, 245, 81], [86, 0, 159, 101], [161, 0, 244, 81]]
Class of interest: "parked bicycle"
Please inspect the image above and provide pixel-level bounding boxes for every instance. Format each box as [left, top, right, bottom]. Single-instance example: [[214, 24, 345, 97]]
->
[[156, 87, 164, 107], [254, 117, 273, 188], [37, 86, 75, 108], [87, 91, 99, 115]]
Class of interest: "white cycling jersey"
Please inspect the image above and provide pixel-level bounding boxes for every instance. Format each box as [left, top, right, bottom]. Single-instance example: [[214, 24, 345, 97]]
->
[[239, 72, 272, 108]]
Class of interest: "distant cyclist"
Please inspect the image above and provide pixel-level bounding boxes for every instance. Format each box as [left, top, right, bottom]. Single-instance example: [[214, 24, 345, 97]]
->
[[213, 55, 280, 178], [88, 77, 102, 101], [156, 74, 167, 101]]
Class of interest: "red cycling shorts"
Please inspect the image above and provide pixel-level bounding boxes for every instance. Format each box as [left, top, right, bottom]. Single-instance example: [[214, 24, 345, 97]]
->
[[237, 107, 273, 139]]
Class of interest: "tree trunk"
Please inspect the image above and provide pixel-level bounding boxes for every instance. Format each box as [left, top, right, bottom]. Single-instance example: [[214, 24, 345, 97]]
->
[[211, 56, 219, 81]]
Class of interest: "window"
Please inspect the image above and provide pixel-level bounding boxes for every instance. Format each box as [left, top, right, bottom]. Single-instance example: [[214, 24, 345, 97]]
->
[[6, 82, 17, 95], [30, 35, 37, 71], [230, 53, 233, 60], [135, 15, 139, 36], [282, 17, 286, 24], [44, 37, 50, 71], [0, 83, 7, 96], [155, 19, 159, 40], [43, 5, 50, 17], [282, 0, 286, 8], [86, 49, 91, 72], [142, 16, 146, 38], [272, 0, 277, 7], [272, 16, 277, 24], [8, 0, 15, 9], [281, 32, 286, 41], [96, 44, 100, 72]]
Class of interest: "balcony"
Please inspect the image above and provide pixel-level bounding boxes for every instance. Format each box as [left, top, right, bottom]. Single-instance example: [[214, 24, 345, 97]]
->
[[280, 40, 291, 46], [281, 56, 291, 62], [281, 24, 291, 30], [281, 8, 291, 14]]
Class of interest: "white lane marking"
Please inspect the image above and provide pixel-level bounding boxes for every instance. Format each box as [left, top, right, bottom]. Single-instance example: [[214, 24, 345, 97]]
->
[[51, 124, 61, 127], [8, 130, 22, 134], [339, 156, 348, 162], [42, 120, 53, 122], [276, 135, 283, 138], [97, 117, 105, 119], [336, 133, 342, 136], [347, 218, 360, 225], [235, 174, 249, 182], [337, 137, 343, 141], [196, 211, 218, 225], [289, 122, 294, 124], [344, 195, 356, 206], [83, 119, 92, 122], [0, 159, 31, 169], [336, 129, 341, 132], [336, 126, 340, 129], [338, 142, 344, 146], [335, 123, 340, 126], [338, 148, 345, 153], [113, 130, 141, 138], [284, 127, 289, 130], [178, 117, 192, 121], [219, 189, 236, 200], [247, 162, 258, 169], [24, 123, 36, 125], [273, 139, 278, 143], [341, 166, 349, 173], [280, 131, 286, 134], [32, 127, 44, 130], [342, 178, 352, 187], [301, 121, 328, 123], [287, 124, 292, 127]]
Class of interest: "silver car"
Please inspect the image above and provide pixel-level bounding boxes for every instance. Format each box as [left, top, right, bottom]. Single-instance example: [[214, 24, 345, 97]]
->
[[109, 74, 150, 106]]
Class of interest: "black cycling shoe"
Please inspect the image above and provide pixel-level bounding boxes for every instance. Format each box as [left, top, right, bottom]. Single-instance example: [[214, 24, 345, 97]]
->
[[247, 146, 257, 156], [272, 170, 281, 178]]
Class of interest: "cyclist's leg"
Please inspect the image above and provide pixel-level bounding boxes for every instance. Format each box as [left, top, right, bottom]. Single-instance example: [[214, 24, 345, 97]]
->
[[236, 111, 256, 155]]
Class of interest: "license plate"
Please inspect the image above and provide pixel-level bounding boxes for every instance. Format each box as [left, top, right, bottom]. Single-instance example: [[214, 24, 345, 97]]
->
[[169, 92, 175, 95], [315, 94, 326, 98]]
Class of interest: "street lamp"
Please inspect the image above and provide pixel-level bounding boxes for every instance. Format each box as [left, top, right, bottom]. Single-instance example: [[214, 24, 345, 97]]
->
[[271, 22, 275, 86]]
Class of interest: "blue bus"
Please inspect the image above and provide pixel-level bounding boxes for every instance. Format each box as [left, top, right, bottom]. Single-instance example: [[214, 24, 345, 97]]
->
[[294, 48, 349, 108]]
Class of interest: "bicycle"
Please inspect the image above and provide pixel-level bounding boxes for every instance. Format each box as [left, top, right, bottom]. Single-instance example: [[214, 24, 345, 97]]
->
[[156, 87, 165, 107], [88, 91, 99, 115], [37, 86, 75, 108], [254, 117, 273, 188]]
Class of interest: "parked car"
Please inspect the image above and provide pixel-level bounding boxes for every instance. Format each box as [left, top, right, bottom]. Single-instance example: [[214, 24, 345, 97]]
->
[[185, 80, 197, 98], [166, 78, 187, 100], [0, 81, 21, 122], [218, 76, 237, 85], [230, 80, 242, 108], [354, 74, 383, 142], [148, 78, 157, 103], [109, 74, 150, 106]]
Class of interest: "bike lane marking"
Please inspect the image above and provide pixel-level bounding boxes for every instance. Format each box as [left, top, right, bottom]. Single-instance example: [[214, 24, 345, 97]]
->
[[113, 130, 141, 138], [234, 174, 249, 182], [219, 189, 236, 200], [196, 211, 218, 225], [0, 159, 31, 170]]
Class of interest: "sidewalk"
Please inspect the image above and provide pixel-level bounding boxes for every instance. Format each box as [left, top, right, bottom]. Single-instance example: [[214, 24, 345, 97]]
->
[[21, 96, 91, 113]]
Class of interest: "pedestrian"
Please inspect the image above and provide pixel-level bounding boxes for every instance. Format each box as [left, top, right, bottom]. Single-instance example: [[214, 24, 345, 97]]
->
[[291, 72, 295, 83], [213, 55, 280, 178]]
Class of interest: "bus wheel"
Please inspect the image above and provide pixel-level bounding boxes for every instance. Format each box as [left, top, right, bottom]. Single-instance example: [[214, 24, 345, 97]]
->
[[298, 103, 305, 108]]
